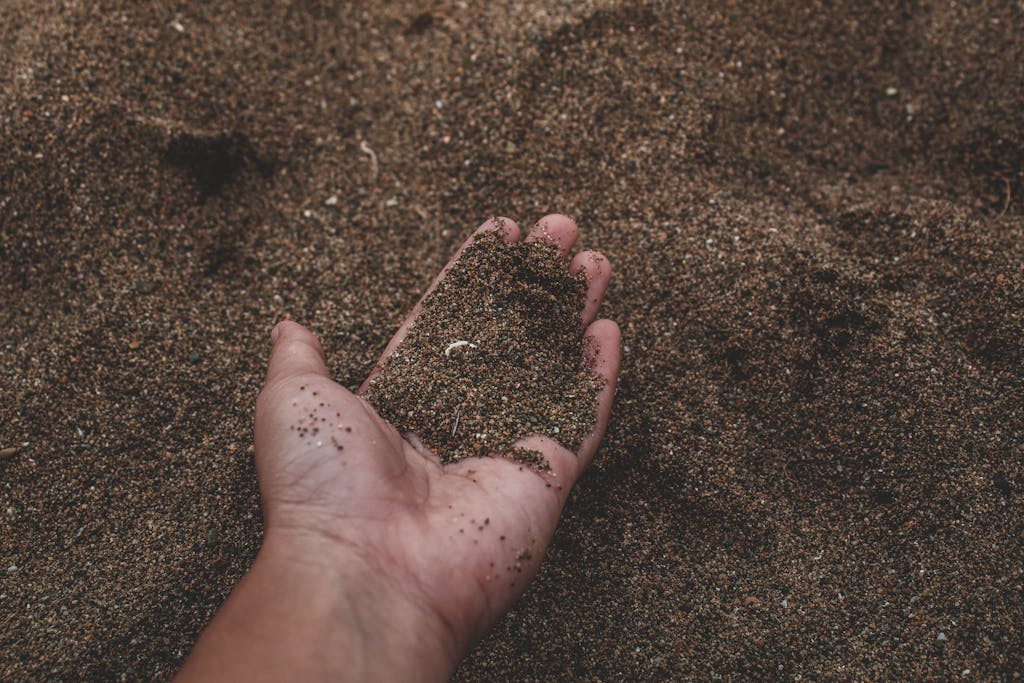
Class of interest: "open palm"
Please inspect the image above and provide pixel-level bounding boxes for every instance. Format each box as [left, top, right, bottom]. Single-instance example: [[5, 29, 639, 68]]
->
[[253, 215, 620, 670]]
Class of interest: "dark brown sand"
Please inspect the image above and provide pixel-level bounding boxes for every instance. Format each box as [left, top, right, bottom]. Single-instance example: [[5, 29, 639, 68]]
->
[[1, 1, 1022, 680], [365, 230, 598, 464]]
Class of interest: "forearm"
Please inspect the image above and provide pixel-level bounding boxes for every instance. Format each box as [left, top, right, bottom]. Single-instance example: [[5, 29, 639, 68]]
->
[[175, 530, 459, 682]]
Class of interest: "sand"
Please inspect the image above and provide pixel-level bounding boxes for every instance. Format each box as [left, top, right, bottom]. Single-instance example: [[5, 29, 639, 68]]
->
[[365, 230, 598, 464], [1, 0, 1022, 680]]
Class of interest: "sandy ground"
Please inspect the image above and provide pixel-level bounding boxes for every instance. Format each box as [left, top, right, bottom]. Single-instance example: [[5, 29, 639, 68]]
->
[[1, 1, 1022, 679]]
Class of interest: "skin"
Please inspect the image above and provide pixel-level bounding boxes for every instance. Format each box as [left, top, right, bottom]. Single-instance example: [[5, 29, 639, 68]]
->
[[175, 215, 621, 682]]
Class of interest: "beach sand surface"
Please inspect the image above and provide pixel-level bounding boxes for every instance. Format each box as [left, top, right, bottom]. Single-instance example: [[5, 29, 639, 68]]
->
[[1, 1, 1021, 679]]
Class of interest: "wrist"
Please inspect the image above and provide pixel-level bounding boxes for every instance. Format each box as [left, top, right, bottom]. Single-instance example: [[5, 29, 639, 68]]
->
[[178, 526, 462, 683], [257, 526, 463, 682]]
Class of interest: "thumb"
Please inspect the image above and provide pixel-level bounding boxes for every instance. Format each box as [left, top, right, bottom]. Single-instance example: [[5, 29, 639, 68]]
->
[[265, 320, 329, 386]]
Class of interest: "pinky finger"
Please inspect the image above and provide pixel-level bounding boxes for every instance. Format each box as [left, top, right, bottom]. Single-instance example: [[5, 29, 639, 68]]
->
[[576, 318, 621, 471]]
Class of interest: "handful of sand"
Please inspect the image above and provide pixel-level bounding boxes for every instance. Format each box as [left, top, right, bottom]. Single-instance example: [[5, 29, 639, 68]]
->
[[365, 230, 602, 465]]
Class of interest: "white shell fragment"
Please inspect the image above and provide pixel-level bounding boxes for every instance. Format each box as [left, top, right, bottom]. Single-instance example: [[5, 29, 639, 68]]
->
[[444, 340, 478, 356]]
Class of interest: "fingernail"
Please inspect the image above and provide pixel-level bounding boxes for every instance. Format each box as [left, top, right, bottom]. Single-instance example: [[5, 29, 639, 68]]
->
[[270, 323, 281, 344]]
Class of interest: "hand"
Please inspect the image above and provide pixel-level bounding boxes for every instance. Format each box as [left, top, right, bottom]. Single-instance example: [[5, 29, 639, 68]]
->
[[177, 215, 621, 682]]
